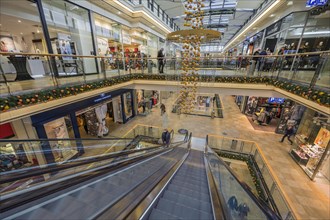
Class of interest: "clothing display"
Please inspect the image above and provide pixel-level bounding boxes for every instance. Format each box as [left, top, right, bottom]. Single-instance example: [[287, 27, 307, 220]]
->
[[95, 104, 109, 137]]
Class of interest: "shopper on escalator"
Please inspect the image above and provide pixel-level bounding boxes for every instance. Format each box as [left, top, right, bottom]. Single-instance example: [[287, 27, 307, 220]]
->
[[162, 129, 171, 147]]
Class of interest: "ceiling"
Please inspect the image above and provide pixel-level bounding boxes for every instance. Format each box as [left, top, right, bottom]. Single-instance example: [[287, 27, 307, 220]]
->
[[154, 0, 265, 46]]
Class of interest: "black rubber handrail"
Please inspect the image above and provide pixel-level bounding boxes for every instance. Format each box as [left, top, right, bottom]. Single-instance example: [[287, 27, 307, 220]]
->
[[205, 135, 281, 220], [0, 145, 165, 185]]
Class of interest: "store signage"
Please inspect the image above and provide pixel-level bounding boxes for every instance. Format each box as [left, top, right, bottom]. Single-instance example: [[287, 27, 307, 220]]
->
[[306, 0, 328, 7], [94, 93, 111, 103], [265, 20, 282, 36]]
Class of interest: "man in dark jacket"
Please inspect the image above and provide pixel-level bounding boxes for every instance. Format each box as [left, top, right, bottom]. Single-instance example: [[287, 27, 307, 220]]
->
[[280, 125, 294, 145], [162, 129, 171, 147], [157, 48, 165, 73]]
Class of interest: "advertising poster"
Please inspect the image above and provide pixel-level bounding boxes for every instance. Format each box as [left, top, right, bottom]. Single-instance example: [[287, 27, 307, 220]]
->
[[314, 128, 330, 148], [0, 35, 16, 52]]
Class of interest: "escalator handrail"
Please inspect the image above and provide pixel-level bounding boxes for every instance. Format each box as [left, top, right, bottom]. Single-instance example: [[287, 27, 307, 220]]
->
[[0, 145, 166, 185], [0, 146, 176, 213], [205, 145, 281, 220], [0, 137, 133, 143]]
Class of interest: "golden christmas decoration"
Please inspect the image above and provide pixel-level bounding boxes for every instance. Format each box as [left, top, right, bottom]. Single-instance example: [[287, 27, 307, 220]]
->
[[167, 0, 221, 114]]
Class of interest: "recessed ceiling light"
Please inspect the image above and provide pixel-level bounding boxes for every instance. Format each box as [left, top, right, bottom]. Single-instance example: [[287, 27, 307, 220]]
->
[[18, 20, 21, 23], [287, 1, 293, 5], [20, 32, 23, 35], [37, 30, 40, 33], [253, 27, 257, 30], [117, 11, 121, 14], [270, 14, 275, 17], [151, 25, 155, 28]]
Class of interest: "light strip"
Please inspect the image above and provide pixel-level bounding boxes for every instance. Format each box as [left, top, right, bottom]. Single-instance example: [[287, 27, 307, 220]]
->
[[223, 0, 282, 51], [303, 31, 330, 35], [113, 0, 172, 33]]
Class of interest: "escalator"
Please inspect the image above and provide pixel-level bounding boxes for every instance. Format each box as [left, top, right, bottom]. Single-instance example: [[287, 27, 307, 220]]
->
[[0, 131, 281, 220], [146, 150, 214, 220]]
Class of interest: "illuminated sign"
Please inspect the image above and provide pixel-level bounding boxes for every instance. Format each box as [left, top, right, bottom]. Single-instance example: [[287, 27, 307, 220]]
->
[[306, 0, 328, 7]]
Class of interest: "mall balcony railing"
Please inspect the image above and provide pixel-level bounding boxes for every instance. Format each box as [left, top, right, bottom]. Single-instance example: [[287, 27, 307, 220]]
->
[[125, 0, 179, 31], [0, 51, 329, 102], [206, 134, 296, 220]]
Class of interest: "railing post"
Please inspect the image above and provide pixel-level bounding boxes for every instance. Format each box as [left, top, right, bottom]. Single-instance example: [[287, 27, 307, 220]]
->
[[310, 53, 326, 89]]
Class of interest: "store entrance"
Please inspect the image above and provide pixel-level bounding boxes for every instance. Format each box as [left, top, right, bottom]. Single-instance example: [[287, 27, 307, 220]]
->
[[75, 100, 120, 138]]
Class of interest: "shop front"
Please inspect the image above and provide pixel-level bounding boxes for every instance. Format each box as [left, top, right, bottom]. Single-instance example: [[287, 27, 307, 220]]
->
[[290, 109, 330, 181], [136, 89, 160, 115], [30, 89, 135, 164], [244, 96, 305, 133], [94, 13, 123, 75]]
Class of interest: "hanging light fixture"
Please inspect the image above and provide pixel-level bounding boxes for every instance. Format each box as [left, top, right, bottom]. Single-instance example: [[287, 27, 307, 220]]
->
[[167, 0, 221, 114]]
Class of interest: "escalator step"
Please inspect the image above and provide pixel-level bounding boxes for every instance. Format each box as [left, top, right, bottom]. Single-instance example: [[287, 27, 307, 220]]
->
[[16, 207, 60, 220], [175, 173, 205, 181], [155, 198, 213, 220], [42, 195, 86, 216], [166, 185, 210, 202], [162, 190, 212, 213], [170, 179, 209, 193], [174, 175, 208, 186], [148, 208, 183, 220]]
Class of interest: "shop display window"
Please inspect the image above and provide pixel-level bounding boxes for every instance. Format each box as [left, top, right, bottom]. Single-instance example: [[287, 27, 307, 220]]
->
[[0, 142, 37, 172], [124, 92, 133, 119], [76, 102, 112, 138], [41, 0, 97, 75], [43, 116, 77, 162], [0, 0, 50, 80], [290, 109, 330, 180], [94, 13, 123, 73]]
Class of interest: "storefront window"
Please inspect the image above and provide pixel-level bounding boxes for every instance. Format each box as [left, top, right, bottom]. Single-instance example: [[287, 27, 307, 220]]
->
[[0, 0, 49, 80], [124, 92, 133, 119], [148, 33, 158, 58], [41, 0, 97, 75], [75, 101, 117, 138], [299, 11, 330, 87], [43, 116, 77, 162], [290, 110, 330, 180], [94, 13, 123, 75]]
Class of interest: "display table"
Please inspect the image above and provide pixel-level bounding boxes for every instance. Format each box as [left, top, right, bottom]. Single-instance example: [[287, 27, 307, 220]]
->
[[7, 56, 34, 81]]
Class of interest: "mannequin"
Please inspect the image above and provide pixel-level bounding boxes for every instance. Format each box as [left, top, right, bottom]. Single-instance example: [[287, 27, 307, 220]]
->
[[316, 41, 324, 51], [95, 104, 109, 138]]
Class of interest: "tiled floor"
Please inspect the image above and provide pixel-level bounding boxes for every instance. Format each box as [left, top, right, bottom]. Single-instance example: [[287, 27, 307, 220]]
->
[[107, 92, 330, 220]]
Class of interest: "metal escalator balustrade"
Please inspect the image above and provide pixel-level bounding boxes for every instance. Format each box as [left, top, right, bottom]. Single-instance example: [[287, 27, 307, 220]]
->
[[1, 143, 188, 220]]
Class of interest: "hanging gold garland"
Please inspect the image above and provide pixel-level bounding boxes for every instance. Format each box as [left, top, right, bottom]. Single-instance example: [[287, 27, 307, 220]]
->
[[167, 0, 221, 114]]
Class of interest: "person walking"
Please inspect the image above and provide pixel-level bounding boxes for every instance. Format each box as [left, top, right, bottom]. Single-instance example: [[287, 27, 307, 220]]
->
[[157, 48, 165, 74], [280, 125, 294, 145]]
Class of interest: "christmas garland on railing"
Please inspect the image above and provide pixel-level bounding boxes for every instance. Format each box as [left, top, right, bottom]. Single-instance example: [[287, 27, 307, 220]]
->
[[0, 74, 329, 112], [217, 151, 267, 201]]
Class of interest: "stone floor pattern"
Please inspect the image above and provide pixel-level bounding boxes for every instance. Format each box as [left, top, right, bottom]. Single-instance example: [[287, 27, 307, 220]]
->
[[107, 93, 329, 220]]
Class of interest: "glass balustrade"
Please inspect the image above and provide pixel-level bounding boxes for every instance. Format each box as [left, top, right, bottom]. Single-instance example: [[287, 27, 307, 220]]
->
[[206, 135, 295, 220], [0, 136, 165, 196], [0, 51, 329, 109]]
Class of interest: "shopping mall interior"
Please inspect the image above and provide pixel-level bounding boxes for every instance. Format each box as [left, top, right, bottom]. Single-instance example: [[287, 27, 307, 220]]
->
[[0, 0, 329, 219]]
